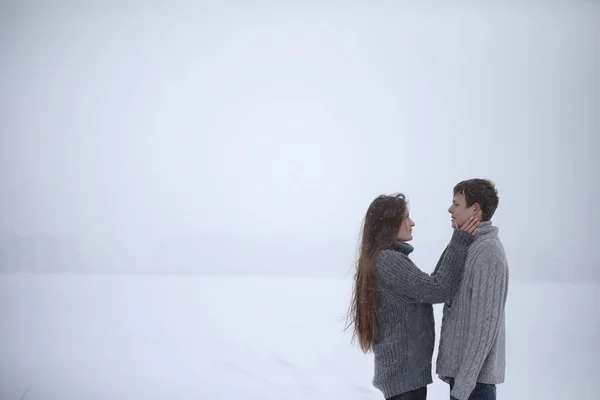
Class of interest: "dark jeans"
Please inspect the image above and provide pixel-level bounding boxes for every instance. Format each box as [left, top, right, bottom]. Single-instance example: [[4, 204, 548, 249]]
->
[[447, 378, 496, 400], [387, 386, 427, 400]]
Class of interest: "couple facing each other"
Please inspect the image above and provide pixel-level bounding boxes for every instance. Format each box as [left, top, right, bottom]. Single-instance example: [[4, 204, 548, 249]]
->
[[348, 178, 509, 400]]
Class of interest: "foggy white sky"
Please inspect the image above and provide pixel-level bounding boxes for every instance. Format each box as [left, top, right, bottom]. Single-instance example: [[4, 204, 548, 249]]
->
[[0, 1, 598, 280]]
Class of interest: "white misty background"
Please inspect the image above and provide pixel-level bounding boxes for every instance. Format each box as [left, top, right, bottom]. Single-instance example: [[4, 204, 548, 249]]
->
[[0, 1, 598, 399]]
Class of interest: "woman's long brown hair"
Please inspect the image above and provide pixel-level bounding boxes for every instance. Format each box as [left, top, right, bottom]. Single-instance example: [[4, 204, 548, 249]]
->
[[347, 193, 407, 353]]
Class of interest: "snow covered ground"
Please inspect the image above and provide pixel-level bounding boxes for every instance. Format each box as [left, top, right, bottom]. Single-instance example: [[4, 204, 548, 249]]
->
[[0, 273, 597, 399]]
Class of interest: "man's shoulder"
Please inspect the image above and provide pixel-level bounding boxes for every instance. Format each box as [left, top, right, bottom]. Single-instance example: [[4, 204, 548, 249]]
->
[[468, 237, 507, 265], [471, 236, 504, 250]]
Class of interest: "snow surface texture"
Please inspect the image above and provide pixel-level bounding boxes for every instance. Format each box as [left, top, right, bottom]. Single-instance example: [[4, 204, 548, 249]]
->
[[0, 274, 598, 399]]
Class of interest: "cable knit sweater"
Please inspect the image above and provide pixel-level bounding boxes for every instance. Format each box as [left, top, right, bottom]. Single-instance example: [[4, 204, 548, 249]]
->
[[435, 221, 509, 400], [372, 230, 474, 398]]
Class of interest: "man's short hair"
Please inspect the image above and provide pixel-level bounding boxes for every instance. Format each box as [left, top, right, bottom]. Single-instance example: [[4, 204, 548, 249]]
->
[[453, 178, 499, 221]]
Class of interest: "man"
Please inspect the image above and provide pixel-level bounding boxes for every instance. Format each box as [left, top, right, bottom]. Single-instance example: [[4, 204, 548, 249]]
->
[[435, 179, 509, 400]]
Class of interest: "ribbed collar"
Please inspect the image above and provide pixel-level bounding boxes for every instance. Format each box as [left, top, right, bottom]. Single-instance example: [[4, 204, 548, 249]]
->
[[388, 240, 414, 255], [474, 220, 499, 241]]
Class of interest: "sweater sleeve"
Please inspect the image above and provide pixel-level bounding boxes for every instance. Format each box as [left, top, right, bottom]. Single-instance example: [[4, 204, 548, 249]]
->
[[378, 229, 473, 304], [431, 246, 448, 276], [450, 255, 509, 400]]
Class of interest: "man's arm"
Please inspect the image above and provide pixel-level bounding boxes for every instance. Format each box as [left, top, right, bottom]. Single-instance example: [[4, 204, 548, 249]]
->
[[450, 254, 508, 400]]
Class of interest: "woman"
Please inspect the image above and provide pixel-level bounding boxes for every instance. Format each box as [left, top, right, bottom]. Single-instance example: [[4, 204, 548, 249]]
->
[[347, 193, 478, 400]]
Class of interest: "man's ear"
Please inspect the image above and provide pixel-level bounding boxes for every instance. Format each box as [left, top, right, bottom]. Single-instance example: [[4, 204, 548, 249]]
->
[[472, 203, 481, 217]]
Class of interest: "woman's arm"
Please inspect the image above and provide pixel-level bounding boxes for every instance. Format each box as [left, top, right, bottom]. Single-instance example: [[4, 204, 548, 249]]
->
[[378, 229, 473, 304]]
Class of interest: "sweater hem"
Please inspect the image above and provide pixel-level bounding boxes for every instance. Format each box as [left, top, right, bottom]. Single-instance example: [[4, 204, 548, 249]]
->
[[436, 367, 505, 385], [450, 386, 472, 400], [375, 369, 432, 399]]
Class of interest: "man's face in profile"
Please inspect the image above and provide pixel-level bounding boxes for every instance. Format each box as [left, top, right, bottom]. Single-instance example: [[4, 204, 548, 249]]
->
[[448, 192, 476, 228]]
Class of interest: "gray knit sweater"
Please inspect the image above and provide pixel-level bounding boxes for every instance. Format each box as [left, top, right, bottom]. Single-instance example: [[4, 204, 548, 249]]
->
[[372, 230, 474, 398], [435, 221, 509, 400]]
